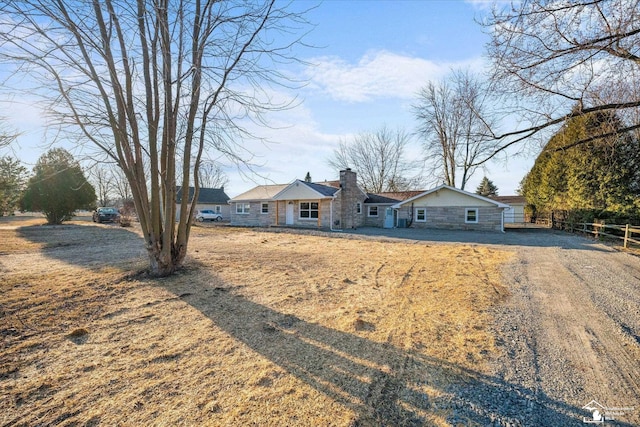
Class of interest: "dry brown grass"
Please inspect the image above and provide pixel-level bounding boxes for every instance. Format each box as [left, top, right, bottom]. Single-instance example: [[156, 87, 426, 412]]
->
[[1, 218, 513, 426]]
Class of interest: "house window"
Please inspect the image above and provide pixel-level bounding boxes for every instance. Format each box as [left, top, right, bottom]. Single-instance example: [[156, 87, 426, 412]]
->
[[356, 202, 362, 214], [236, 203, 250, 214], [299, 202, 319, 219], [261, 203, 269, 214], [465, 208, 478, 223], [415, 208, 426, 222], [368, 206, 378, 217], [215, 205, 221, 214]]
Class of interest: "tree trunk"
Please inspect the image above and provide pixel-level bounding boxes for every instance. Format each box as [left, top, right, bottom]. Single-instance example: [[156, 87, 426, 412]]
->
[[146, 241, 188, 277]]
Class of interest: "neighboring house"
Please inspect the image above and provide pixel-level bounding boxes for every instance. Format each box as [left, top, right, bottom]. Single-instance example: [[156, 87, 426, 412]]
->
[[491, 195, 526, 223], [392, 185, 510, 232], [176, 186, 231, 220]]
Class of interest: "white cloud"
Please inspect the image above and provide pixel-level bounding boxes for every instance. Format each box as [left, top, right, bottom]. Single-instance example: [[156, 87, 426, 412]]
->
[[305, 50, 483, 102], [219, 100, 349, 195]]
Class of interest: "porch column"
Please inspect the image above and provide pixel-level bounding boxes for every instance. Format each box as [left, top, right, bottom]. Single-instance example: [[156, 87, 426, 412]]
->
[[317, 200, 321, 227], [275, 201, 279, 226]]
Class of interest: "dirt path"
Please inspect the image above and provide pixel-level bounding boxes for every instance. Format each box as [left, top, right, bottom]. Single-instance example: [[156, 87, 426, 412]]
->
[[488, 233, 640, 426], [343, 227, 639, 425]]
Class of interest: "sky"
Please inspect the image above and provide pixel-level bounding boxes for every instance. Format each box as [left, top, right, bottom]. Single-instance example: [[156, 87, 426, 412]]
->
[[0, 0, 535, 198]]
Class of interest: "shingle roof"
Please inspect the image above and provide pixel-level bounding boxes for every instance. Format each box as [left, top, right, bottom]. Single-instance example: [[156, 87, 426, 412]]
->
[[229, 184, 289, 202], [176, 186, 230, 204], [375, 190, 426, 201], [364, 193, 401, 204], [301, 181, 339, 197]]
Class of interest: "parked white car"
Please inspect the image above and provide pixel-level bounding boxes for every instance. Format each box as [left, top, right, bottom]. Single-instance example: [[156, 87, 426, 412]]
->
[[195, 209, 222, 222]]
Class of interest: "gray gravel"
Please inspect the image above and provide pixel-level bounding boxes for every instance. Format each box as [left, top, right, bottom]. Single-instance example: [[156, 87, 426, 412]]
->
[[340, 227, 640, 426]]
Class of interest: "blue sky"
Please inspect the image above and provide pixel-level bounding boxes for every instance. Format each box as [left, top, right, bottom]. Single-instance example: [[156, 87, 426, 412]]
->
[[1, 0, 534, 197]]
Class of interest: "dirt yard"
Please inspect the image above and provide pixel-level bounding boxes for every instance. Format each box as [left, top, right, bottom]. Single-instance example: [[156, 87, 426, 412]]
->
[[1, 218, 511, 426]]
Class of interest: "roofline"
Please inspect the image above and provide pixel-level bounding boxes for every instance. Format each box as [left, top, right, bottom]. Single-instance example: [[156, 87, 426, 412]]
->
[[228, 183, 290, 202], [391, 184, 510, 209], [272, 179, 337, 200], [229, 197, 275, 203]]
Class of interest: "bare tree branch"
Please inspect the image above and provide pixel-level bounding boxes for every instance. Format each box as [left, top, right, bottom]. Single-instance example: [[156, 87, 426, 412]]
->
[[0, 1, 312, 276], [483, 0, 640, 158], [327, 126, 423, 193], [414, 70, 499, 190]]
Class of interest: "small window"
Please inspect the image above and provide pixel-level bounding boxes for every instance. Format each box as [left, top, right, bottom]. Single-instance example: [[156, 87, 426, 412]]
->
[[261, 203, 269, 214], [236, 203, 250, 214], [215, 205, 221, 214], [368, 206, 378, 217], [465, 208, 478, 223], [299, 202, 319, 219], [415, 208, 426, 222], [356, 202, 362, 214]]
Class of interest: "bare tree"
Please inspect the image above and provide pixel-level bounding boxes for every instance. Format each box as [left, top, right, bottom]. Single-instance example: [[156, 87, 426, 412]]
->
[[0, 1, 310, 275], [414, 70, 498, 190], [111, 167, 133, 203], [482, 0, 640, 161], [89, 166, 114, 207], [328, 126, 422, 193], [0, 120, 18, 149], [196, 161, 229, 189]]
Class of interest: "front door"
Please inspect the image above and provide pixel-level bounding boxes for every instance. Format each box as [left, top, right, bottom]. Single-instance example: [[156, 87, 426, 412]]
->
[[384, 207, 395, 228], [286, 202, 294, 225]]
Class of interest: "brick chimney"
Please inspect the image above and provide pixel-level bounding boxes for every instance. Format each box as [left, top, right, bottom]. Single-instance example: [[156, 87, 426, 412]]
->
[[340, 168, 358, 229]]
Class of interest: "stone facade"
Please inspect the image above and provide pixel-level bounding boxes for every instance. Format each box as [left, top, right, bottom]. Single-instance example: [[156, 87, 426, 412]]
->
[[230, 201, 275, 227], [339, 169, 366, 229], [362, 205, 391, 228], [228, 170, 368, 230], [396, 205, 504, 232], [229, 177, 509, 232]]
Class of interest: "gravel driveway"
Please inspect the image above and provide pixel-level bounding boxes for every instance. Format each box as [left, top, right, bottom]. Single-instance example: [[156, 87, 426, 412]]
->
[[345, 227, 640, 426]]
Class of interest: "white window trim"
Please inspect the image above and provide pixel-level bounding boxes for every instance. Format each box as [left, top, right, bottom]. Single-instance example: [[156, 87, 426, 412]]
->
[[367, 206, 378, 217], [261, 202, 269, 214], [465, 208, 479, 223], [415, 208, 426, 222], [356, 202, 362, 214], [236, 203, 250, 214], [299, 201, 319, 220]]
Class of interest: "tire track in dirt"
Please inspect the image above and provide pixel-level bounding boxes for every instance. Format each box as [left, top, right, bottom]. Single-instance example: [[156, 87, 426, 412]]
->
[[493, 237, 640, 426]]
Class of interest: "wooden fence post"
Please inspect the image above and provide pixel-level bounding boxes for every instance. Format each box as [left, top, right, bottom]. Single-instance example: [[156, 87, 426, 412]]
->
[[624, 224, 630, 249]]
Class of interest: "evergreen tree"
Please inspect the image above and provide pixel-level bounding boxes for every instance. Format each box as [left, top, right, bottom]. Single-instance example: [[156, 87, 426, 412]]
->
[[22, 148, 96, 224], [521, 111, 640, 215], [304, 172, 312, 182], [0, 156, 27, 216], [475, 176, 499, 197]]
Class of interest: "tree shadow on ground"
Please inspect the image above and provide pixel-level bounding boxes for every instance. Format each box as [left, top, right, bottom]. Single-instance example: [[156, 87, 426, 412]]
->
[[15, 223, 147, 267], [13, 224, 631, 426], [163, 275, 621, 427]]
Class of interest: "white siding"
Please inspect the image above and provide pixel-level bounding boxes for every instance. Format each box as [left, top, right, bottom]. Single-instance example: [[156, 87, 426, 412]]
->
[[409, 188, 495, 207]]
